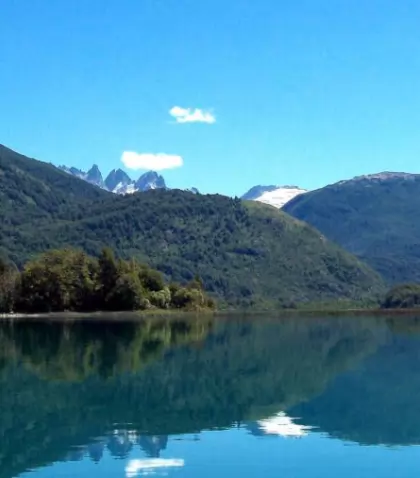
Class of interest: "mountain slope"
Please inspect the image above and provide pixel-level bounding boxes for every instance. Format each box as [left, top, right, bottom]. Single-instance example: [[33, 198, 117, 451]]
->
[[0, 144, 109, 225], [5, 194, 384, 307], [242, 185, 308, 208], [283, 172, 420, 284], [0, 144, 112, 262]]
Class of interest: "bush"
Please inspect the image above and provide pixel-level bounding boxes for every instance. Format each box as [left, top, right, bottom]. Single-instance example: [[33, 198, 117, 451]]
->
[[107, 273, 146, 311], [382, 284, 420, 309], [149, 287, 171, 309]]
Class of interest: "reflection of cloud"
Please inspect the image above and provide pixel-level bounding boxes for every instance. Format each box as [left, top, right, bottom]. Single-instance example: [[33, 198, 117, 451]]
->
[[126, 458, 184, 477], [257, 412, 313, 437]]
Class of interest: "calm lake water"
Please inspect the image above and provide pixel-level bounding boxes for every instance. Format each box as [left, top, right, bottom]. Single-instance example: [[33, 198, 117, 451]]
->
[[2, 314, 420, 477]]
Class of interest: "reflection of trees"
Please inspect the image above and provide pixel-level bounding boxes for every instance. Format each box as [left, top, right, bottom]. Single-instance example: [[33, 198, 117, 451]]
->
[[0, 317, 211, 380], [0, 315, 398, 478]]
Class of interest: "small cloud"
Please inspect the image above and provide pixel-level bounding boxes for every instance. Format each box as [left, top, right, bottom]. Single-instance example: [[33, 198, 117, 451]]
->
[[169, 106, 216, 124], [121, 151, 183, 171]]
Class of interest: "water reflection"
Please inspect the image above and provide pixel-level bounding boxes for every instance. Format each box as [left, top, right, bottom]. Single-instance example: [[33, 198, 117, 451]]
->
[[1, 314, 420, 477]]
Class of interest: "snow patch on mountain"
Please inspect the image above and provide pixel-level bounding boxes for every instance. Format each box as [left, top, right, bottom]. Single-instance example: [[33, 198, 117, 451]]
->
[[242, 185, 308, 208]]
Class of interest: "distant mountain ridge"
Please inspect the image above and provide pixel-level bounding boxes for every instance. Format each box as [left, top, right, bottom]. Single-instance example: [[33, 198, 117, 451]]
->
[[59, 164, 168, 194], [242, 185, 308, 208]]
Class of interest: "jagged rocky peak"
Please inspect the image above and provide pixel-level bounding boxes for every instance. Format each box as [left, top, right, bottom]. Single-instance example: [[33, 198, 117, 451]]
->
[[57, 162, 196, 195], [86, 164, 104, 188], [135, 171, 166, 191], [104, 168, 132, 192]]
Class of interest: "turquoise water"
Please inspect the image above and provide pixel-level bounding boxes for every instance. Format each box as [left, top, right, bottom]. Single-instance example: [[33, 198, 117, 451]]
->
[[2, 315, 420, 477]]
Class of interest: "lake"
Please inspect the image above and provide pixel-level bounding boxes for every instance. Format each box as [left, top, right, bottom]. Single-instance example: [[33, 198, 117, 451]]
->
[[1, 314, 420, 477]]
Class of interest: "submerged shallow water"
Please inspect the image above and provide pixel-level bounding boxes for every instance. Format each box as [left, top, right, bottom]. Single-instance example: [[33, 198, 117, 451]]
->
[[1, 314, 420, 477]]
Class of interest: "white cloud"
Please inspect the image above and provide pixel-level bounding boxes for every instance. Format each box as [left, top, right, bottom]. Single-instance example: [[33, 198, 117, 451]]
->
[[121, 151, 183, 171], [169, 106, 216, 124]]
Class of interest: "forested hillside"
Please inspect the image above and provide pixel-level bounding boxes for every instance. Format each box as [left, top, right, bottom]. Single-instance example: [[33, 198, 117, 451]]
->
[[0, 144, 109, 259], [0, 145, 385, 308], [0, 144, 109, 221], [284, 173, 420, 285]]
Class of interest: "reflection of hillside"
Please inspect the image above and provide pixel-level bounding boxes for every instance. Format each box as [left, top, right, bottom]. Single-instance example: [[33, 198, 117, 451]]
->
[[0, 316, 389, 478], [290, 316, 420, 446]]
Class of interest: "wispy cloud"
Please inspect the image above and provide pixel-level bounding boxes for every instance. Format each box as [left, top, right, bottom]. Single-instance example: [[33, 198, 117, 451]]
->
[[169, 106, 216, 124], [121, 151, 183, 171]]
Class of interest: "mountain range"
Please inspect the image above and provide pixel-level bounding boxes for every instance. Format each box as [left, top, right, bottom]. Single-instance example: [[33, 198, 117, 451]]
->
[[60, 162, 304, 207], [59, 164, 199, 195], [4, 142, 420, 307], [0, 143, 384, 308], [59, 164, 168, 194]]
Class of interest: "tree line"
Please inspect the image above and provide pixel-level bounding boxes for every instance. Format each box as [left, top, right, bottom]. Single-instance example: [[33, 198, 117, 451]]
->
[[0, 248, 215, 313]]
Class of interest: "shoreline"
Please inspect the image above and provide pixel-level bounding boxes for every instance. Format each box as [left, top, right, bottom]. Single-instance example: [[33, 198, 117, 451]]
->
[[1, 307, 420, 322]]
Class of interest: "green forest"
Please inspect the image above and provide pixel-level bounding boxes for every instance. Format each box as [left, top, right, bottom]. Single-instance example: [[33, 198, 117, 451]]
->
[[0, 247, 215, 313]]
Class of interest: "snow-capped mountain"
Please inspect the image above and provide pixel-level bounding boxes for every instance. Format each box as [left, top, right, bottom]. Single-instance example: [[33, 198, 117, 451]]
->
[[104, 168, 132, 192], [59, 164, 201, 196], [242, 185, 308, 209], [60, 165, 167, 194], [135, 171, 166, 191], [59, 164, 105, 189], [104, 169, 166, 194]]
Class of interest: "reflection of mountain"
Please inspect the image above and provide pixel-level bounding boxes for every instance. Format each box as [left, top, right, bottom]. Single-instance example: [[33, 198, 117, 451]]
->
[[249, 412, 313, 438], [64, 431, 169, 463], [290, 320, 420, 445], [3, 315, 420, 478]]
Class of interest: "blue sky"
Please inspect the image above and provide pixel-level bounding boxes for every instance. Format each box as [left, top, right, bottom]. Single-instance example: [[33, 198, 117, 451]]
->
[[2, 0, 420, 196]]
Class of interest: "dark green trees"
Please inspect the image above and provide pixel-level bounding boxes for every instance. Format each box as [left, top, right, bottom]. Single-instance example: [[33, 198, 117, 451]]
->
[[17, 249, 99, 312], [3, 248, 215, 314], [381, 284, 420, 309], [0, 258, 18, 313], [98, 247, 119, 304]]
